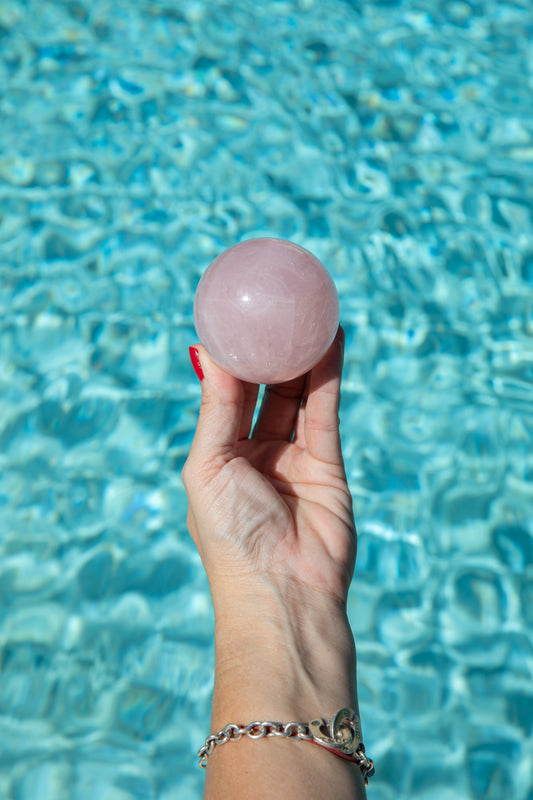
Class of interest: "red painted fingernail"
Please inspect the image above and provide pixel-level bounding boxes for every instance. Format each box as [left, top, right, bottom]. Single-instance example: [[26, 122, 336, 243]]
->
[[189, 346, 204, 381]]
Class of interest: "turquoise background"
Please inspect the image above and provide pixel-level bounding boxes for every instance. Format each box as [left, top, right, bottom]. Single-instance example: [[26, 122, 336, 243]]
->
[[0, 1, 532, 797]]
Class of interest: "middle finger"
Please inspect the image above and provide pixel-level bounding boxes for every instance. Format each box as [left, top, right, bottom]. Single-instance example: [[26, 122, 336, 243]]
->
[[252, 373, 308, 442]]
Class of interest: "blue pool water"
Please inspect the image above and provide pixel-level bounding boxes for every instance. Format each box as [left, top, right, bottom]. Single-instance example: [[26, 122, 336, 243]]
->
[[1, 0, 532, 797]]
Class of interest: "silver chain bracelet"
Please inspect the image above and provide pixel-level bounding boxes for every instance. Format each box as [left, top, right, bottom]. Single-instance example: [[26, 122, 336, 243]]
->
[[198, 707, 375, 785]]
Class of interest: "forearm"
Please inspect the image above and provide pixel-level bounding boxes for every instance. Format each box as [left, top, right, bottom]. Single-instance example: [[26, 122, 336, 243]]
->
[[203, 585, 367, 800]]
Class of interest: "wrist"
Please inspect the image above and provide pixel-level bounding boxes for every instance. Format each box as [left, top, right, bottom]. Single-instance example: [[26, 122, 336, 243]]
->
[[210, 582, 358, 729]]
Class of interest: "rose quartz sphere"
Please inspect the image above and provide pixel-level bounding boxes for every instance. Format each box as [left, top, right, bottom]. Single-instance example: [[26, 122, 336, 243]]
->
[[193, 238, 340, 384]]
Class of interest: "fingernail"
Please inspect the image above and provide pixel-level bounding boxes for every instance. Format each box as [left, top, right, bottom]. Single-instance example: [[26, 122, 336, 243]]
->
[[189, 346, 204, 381]]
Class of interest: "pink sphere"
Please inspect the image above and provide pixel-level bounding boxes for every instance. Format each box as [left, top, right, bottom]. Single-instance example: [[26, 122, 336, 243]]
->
[[193, 238, 339, 384]]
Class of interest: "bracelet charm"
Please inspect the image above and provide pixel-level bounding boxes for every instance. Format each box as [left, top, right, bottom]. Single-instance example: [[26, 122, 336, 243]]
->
[[309, 706, 362, 757]]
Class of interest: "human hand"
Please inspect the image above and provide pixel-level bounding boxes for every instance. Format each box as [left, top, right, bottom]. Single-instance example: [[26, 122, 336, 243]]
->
[[181, 326, 356, 614], [183, 327, 367, 800]]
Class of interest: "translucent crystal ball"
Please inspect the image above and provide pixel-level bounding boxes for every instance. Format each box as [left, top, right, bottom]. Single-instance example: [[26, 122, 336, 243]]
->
[[193, 238, 340, 384]]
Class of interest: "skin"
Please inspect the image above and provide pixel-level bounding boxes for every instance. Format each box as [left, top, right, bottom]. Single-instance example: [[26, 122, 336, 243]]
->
[[182, 327, 367, 800]]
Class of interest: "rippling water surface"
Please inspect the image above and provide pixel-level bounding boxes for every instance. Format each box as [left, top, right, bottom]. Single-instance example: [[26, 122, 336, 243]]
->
[[1, 0, 532, 798]]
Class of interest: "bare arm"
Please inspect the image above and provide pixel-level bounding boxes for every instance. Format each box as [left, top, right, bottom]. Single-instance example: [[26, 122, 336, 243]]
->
[[183, 329, 369, 799], [204, 593, 367, 799]]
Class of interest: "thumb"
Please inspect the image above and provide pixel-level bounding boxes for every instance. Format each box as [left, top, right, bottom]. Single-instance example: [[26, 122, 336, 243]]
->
[[187, 345, 248, 462]]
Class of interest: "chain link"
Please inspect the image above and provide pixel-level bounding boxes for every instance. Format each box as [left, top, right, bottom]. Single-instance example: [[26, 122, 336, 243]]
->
[[197, 709, 374, 784], [198, 719, 313, 765]]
